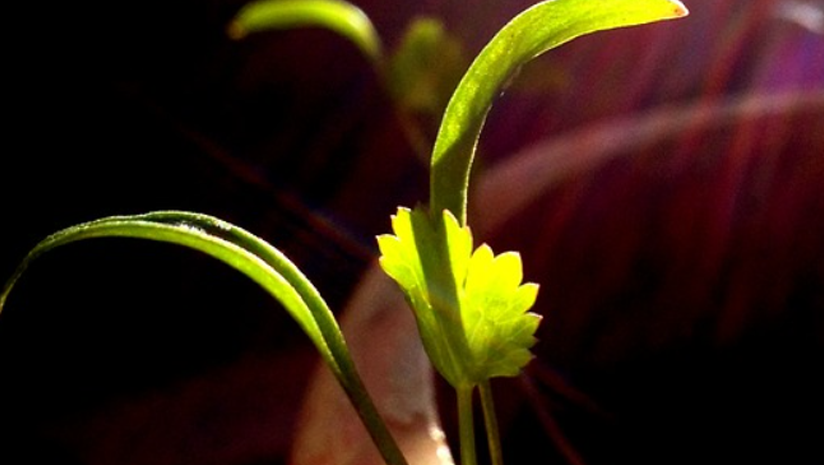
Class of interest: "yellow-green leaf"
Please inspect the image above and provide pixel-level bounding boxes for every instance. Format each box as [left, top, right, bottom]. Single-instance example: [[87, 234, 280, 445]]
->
[[429, 0, 689, 224], [378, 207, 541, 387], [228, 0, 382, 61]]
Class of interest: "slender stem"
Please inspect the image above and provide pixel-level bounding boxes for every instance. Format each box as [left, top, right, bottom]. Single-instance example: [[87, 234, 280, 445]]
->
[[479, 380, 504, 465], [457, 385, 478, 465], [0, 213, 410, 465], [315, 353, 412, 465]]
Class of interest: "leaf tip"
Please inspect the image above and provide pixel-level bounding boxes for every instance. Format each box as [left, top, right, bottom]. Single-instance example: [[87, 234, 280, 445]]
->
[[226, 20, 247, 40], [670, 0, 689, 18]]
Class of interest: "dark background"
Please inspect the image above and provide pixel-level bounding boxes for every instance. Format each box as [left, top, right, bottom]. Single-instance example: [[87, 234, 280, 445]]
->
[[1, 0, 823, 464]]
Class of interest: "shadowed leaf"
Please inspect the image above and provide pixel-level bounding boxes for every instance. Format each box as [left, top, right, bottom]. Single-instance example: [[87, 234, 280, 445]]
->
[[228, 0, 382, 61]]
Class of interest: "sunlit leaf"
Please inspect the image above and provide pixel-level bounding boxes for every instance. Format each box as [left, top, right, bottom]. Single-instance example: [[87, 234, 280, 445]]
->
[[462, 246, 540, 378], [378, 206, 541, 387], [429, 0, 689, 224], [228, 0, 382, 61]]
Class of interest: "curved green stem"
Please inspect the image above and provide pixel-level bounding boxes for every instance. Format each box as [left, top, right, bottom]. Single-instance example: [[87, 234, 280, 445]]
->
[[228, 0, 382, 61], [429, 0, 688, 224], [0, 211, 408, 465], [457, 385, 478, 465], [479, 380, 504, 465]]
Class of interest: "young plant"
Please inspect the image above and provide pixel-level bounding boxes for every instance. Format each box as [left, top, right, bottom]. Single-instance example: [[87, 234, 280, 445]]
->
[[376, 2, 688, 463], [0, 1, 687, 464], [229, 0, 469, 162]]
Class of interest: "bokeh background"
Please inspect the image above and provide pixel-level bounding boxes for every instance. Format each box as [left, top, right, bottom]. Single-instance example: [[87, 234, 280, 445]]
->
[[1, 0, 822, 464]]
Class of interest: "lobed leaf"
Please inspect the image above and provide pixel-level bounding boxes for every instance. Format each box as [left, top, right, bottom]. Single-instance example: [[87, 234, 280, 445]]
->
[[378, 206, 471, 387], [429, 0, 689, 224], [462, 246, 541, 378], [378, 207, 541, 387]]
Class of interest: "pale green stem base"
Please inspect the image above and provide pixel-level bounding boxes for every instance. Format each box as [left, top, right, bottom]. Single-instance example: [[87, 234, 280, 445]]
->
[[457, 386, 478, 465], [479, 380, 504, 465]]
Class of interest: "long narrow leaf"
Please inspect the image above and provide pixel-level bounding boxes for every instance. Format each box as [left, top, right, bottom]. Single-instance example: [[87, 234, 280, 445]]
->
[[229, 0, 382, 61], [429, 0, 688, 224], [0, 211, 408, 465]]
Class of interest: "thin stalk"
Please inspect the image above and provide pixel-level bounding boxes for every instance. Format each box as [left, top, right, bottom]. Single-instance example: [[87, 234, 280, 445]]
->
[[326, 333, 410, 465], [0, 213, 409, 465], [457, 385, 478, 465], [479, 380, 504, 465]]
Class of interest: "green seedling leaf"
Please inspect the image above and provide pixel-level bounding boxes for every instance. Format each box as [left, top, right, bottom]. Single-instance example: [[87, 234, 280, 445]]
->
[[429, 0, 689, 224], [0, 211, 408, 465], [228, 0, 382, 61], [388, 17, 468, 118], [463, 245, 541, 378], [378, 206, 541, 387]]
